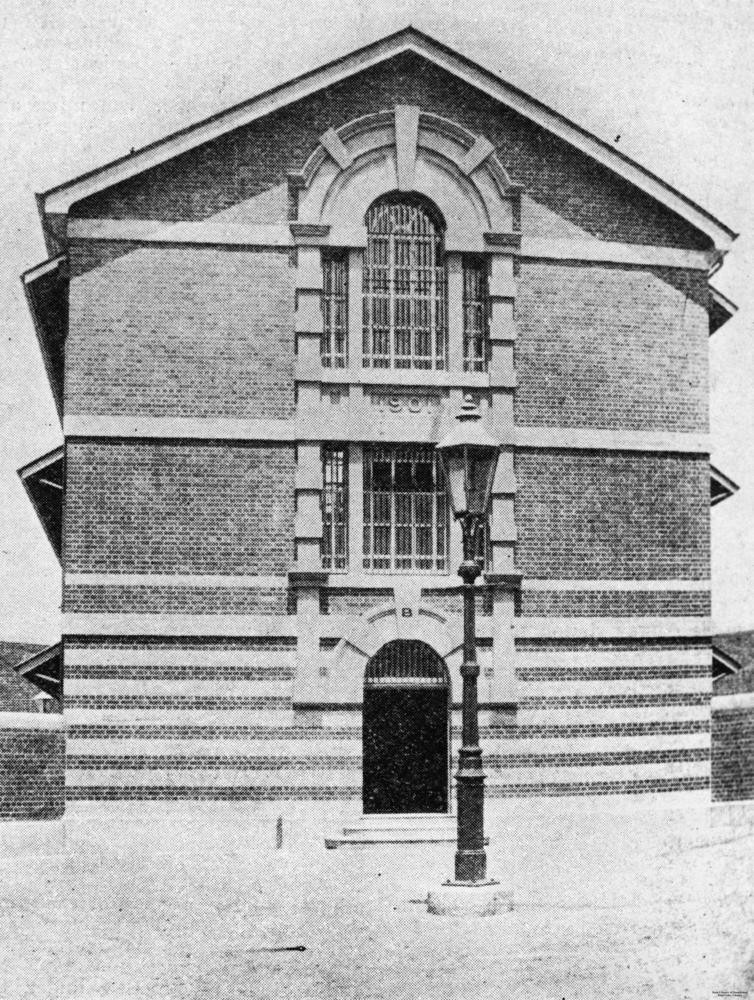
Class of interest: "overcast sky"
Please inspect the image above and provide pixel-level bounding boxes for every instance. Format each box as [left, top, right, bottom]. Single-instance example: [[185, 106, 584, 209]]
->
[[0, 0, 752, 643]]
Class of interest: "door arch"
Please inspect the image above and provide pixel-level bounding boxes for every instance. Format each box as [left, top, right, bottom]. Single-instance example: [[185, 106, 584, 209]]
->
[[362, 639, 450, 814]]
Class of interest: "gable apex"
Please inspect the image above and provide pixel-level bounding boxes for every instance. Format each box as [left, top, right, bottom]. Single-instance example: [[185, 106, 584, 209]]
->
[[39, 26, 735, 252]]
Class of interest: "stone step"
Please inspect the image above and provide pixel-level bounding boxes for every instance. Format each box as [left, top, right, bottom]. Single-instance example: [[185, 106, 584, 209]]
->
[[325, 827, 458, 848], [326, 813, 491, 848], [342, 812, 455, 832]]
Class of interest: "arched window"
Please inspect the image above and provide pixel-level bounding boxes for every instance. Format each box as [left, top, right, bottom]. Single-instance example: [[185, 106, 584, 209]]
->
[[363, 195, 448, 370]]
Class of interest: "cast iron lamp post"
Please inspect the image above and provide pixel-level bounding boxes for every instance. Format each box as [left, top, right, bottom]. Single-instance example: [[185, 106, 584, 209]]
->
[[436, 398, 500, 885]]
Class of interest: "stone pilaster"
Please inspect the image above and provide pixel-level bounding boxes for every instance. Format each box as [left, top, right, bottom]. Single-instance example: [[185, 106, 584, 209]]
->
[[484, 232, 521, 706], [292, 239, 327, 703]]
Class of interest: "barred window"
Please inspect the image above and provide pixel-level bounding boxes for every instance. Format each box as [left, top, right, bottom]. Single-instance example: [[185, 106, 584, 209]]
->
[[322, 445, 348, 571], [363, 196, 447, 370], [363, 445, 448, 573], [463, 256, 490, 372], [322, 252, 348, 368]]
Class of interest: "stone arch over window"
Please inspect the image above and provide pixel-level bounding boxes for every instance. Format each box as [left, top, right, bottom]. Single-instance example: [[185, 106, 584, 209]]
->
[[297, 107, 520, 247]]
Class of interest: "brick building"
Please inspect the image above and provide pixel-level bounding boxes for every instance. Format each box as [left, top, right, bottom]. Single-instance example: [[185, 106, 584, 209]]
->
[[17, 29, 740, 813]]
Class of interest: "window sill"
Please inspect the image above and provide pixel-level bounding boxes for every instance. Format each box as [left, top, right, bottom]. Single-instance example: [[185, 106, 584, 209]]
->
[[314, 572, 484, 589], [296, 362, 491, 390]]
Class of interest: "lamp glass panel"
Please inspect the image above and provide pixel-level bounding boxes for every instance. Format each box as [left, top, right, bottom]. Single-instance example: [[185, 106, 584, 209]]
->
[[467, 448, 497, 516], [440, 450, 468, 517]]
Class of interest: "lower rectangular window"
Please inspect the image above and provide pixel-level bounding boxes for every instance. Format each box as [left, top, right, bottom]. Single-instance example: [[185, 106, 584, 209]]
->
[[363, 445, 448, 573], [322, 445, 348, 571]]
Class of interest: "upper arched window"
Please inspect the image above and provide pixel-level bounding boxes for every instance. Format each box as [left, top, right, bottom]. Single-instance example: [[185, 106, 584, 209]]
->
[[362, 195, 448, 371]]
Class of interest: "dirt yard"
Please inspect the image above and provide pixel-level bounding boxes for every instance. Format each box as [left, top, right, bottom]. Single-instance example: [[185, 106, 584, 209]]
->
[[0, 798, 752, 999]]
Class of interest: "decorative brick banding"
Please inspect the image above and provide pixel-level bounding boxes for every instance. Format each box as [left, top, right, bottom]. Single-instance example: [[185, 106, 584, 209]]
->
[[67, 637, 297, 650], [518, 665, 709, 682], [66, 665, 295, 681], [64, 585, 292, 615], [487, 776, 709, 797], [66, 695, 291, 710]]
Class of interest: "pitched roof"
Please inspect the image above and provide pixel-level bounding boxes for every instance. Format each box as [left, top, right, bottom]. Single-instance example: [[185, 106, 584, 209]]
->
[[38, 27, 735, 252]]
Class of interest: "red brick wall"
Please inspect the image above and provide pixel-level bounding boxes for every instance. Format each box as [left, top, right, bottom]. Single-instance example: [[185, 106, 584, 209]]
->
[[515, 450, 710, 580], [520, 590, 710, 617], [712, 702, 754, 801], [0, 726, 64, 820], [70, 52, 710, 251], [515, 262, 709, 433], [66, 243, 295, 420], [64, 441, 295, 575]]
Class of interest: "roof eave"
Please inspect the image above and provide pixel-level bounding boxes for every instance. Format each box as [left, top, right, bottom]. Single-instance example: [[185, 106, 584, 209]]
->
[[709, 286, 739, 335], [710, 465, 740, 507], [712, 645, 743, 676], [18, 446, 65, 562], [21, 256, 66, 422], [14, 642, 63, 700]]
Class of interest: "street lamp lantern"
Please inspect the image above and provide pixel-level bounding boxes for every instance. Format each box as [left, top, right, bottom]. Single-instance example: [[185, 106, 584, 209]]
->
[[436, 399, 499, 538], [436, 396, 500, 890]]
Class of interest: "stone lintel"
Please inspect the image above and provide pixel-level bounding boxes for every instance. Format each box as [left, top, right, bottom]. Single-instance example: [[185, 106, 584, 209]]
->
[[483, 232, 522, 250]]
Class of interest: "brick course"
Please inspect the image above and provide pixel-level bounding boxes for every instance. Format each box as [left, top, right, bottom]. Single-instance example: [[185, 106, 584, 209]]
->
[[66, 637, 297, 650]]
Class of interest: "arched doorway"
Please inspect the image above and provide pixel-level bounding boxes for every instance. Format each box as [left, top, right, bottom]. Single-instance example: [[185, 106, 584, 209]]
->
[[362, 639, 450, 814]]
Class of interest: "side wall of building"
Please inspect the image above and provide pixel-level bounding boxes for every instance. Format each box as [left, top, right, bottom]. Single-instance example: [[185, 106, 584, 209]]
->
[[712, 695, 754, 802], [0, 717, 65, 820]]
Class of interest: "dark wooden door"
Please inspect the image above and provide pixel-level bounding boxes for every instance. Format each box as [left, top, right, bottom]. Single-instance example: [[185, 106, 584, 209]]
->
[[362, 687, 449, 814]]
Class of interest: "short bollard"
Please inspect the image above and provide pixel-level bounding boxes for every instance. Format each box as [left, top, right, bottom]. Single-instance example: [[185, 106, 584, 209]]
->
[[276, 816, 284, 849]]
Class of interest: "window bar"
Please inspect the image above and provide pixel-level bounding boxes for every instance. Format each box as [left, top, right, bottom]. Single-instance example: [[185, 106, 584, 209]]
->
[[463, 256, 490, 373], [322, 252, 348, 368], [362, 445, 448, 573], [321, 445, 348, 571], [363, 200, 447, 371]]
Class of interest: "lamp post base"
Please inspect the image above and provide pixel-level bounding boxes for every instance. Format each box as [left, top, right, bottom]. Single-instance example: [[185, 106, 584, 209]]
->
[[426, 880, 513, 917]]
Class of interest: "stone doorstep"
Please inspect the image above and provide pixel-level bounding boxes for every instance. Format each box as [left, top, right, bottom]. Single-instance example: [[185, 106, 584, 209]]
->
[[325, 812, 490, 848]]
